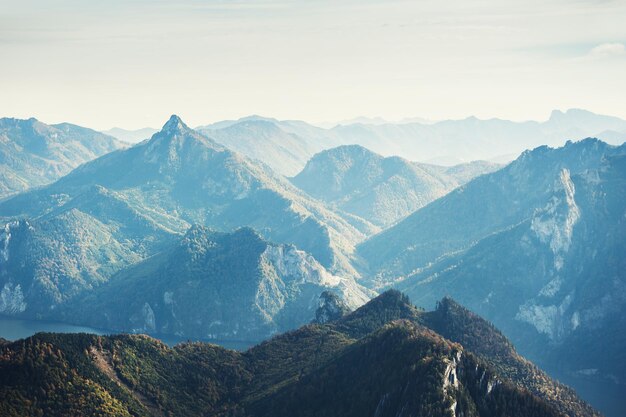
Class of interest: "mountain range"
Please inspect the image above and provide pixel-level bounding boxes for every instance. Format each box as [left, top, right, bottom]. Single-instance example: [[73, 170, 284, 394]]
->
[[196, 109, 626, 176], [330, 109, 626, 163], [0, 110, 625, 415], [0, 291, 599, 417], [292, 145, 500, 227], [358, 138, 626, 416], [197, 116, 337, 176], [0, 115, 375, 323], [0, 117, 124, 198]]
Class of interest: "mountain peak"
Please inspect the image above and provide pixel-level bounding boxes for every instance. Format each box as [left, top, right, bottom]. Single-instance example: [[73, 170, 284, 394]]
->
[[314, 291, 350, 324], [305, 144, 378, 164], [0, 116, 44, 131], [549, 109, 565, 120], [434, 296, 464, 313], [240, 114, 278, 123], [161, 114, 189, 133], [548, 108, 600, 122], [332, 144, 374, 154], [332, 290, 421, 338]]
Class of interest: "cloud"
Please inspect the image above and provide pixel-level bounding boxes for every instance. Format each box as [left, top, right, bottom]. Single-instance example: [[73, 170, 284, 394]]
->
[[588, 42, 626, 58]]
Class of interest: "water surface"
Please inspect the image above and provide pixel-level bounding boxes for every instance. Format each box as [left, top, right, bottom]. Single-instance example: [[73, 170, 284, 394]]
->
[[0, 316, 254, 351]]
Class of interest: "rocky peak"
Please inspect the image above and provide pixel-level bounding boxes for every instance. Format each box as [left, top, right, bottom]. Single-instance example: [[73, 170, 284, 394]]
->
[[0, 117, 38, 129], [548, 109, 566, 122], [510, 138, 616, 180], [547, 108, 594, 124], [313, 291, 350, 324], [161, 114, 190, 134], [140, 115, 224, 169], [0, 117, 55, 147]]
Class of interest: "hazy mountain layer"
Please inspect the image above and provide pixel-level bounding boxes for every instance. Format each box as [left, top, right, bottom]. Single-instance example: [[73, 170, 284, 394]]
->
[[197, 116, 337, 176], [199, 119, 324, 176], [0, 291, 597, 417], [0, 117, 124, 198], [292, 145, 500, 226], [330, 108, 626, 163], [197, 109, 626, 175]]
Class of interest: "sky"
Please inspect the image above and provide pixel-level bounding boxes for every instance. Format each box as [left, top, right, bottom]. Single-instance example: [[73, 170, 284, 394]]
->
[[1, 0, 625, 130]]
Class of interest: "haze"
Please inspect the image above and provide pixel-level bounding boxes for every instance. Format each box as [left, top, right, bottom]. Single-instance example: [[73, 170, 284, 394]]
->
[[1, 0, 625, 130]]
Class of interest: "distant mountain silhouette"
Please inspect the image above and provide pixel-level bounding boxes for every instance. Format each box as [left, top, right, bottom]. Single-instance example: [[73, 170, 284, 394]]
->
[[0, 117, 124, 198]]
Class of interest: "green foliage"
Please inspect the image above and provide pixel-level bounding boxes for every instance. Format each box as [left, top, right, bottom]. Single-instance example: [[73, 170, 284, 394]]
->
[[0, 333, 144, 417], [0, 292, 594, 417], [331, 289, 421, 338], [424, 297, 601, 417]]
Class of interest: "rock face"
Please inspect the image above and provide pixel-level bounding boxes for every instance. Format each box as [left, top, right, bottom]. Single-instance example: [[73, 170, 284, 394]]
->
[[0, 283, 26, 314], [292, 145, 500, 227], [0, 291, 596, 417], [359, 139, 626, 415], [0, 117, 124, 198], [313, 291, 351, 324], [0, 115, 377, 319], [528, 168, 580, 271], [55, 226, 372, 341]]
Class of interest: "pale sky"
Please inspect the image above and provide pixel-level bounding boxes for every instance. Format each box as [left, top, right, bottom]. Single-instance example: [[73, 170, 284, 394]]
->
[[1, 0, 625, 130]]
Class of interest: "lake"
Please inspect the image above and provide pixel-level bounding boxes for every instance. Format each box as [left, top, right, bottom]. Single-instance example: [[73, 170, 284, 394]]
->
[[0, 316, 255, 351]]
